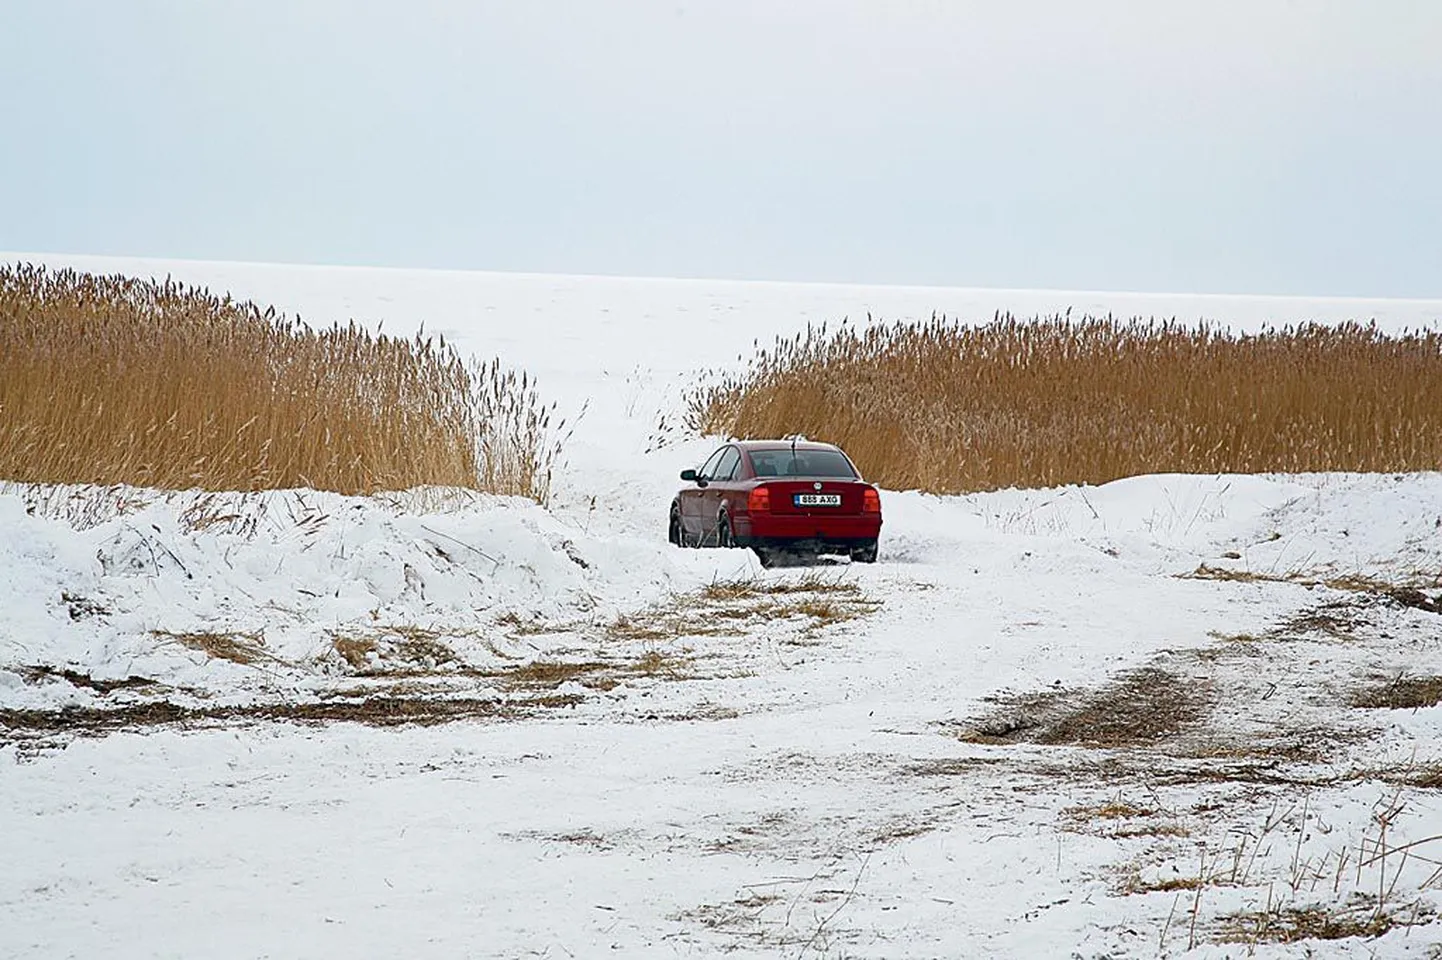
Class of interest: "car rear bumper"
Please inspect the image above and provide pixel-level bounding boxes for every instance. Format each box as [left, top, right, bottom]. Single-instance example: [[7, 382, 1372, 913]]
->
[[736, 513, 881, 546]]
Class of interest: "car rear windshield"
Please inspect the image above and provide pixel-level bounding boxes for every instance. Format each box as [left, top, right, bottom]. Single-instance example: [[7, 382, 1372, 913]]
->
[[749, 448, 857, 479]]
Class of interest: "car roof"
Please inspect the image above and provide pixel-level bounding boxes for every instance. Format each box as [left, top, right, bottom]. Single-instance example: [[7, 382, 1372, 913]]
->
[[731, 439, 842, 453]]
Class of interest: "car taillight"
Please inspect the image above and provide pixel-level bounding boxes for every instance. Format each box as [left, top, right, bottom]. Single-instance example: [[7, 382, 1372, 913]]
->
[[748, 486, 771, 512], [862, 487, 881, 514]]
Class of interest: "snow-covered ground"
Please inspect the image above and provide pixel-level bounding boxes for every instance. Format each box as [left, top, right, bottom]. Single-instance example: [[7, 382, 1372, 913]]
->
[[4, 254, 1442, 958]]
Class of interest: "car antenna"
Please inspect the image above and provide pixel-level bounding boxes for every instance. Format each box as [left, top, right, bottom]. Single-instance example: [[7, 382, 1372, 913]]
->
[[789, 433, 805, 472]]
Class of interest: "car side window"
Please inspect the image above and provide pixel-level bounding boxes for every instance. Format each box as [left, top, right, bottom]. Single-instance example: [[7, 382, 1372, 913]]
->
[[714, 447, 741, 481], [697, 448, 726, 481]]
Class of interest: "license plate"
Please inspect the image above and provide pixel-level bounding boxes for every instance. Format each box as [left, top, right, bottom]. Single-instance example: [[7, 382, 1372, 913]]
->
[[794, 493, 841, 507]]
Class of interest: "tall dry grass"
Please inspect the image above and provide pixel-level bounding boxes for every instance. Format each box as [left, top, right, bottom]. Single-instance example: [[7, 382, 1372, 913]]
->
[[0, 263, 564, 500], [690, 314, 1442, 493]]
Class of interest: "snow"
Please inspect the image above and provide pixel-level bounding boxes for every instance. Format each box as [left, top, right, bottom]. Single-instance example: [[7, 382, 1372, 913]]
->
[[3, 254, 1442, 958]]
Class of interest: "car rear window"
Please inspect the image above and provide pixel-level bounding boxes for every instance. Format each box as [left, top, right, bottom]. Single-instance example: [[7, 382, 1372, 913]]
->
[[749, 449, 857, 479]]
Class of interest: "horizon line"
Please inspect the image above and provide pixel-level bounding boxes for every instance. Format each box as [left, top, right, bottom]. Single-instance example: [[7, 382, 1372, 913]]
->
[[5, 248, 1442, 307]]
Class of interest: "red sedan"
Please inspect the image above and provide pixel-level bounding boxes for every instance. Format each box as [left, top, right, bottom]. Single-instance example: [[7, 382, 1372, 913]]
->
[[669, 440, 881, 565]]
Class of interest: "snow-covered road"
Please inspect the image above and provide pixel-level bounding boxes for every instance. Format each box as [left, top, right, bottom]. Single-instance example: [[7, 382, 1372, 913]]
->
[[7, 472, 1442, 958]]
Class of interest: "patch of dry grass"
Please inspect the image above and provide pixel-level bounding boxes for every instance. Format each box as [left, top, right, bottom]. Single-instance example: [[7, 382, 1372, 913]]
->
[[497, 651, 692, 692], [391, 634, 461, 669], [699, 575, 863, 602], [1407, 766, 1442, 789], [502, 659, 614, 688], [1185, 567, 1442, 616], [689, 316, 1442, 493], [493, 612, 554, 636], [1219, 902, 1428, 944], [784, 598, 864, 626], [960, 666, 1212, 749], [1145, 877, 1205, 894], [1186, 564, 1280, 584], [1065, 799, 1190, 840], [0, 263, 565, 500], [328, 627, 462, 674], [1041, 668, 1210, 748], [1, 691, 584, 741], [1111, 822, 1191, 839], [332, 636, 378, 670], [607, 576, 879, 642], [151, 629, 271, 665], [1116, 871, 1204, 896], [606, 613, 712, 643], [659, 703, 743, 722], [1351, 675, 1442, 710], [1066, 800, 1157, 821], [1207, 630, 1263, 644], [632, 650, 681, 675]]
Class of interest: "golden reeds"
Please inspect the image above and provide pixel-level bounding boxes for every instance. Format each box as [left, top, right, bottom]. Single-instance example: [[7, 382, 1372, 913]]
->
[[690, 313, 1442, 493], [0, 263, 563, 499]]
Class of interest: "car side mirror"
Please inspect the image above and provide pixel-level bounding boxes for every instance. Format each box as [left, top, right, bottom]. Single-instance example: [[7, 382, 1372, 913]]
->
[[680, 469, 697, 482]]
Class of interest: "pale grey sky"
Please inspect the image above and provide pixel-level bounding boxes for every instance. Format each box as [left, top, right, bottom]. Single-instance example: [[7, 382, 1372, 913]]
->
[[3, 1, 1439, 296]]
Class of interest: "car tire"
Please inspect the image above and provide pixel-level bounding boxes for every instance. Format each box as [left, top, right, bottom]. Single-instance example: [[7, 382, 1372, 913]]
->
[[668, 506, 682, 546], [850, 539, 879, 563], [717, 512, 734, 549], [753, 546, 776, 568]]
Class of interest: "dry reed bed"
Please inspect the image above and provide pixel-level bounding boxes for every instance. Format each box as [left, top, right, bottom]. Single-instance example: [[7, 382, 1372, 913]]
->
[[0, 263, 563, 499], [690, 314, 1442, 493]]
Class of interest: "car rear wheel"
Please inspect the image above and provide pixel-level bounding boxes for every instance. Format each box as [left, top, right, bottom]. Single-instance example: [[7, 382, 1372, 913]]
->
[[850, 539, 878, 563], [753, 546, 776, 568], [717, 512, 735, 549], [668, 506, 682, 546]]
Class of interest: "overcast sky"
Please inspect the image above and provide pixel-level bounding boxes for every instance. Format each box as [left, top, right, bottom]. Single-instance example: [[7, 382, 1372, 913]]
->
[[3, 1, 1440, 296]]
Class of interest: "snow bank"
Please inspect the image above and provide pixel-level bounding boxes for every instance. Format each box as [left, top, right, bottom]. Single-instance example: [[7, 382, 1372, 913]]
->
[[7, 469, 1440, 714], [0, 483, 734, 709]]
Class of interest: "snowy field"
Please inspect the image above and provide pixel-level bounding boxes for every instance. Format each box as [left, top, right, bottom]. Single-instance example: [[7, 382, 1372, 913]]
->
[[4, 254, 1442, 958]]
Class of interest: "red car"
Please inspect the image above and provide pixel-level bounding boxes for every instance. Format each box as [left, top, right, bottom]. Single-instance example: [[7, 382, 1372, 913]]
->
[[669, 440, 881, 565]]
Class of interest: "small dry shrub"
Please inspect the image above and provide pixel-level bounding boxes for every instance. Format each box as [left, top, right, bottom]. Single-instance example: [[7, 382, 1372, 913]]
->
[[690, 315, 1442, 493], [0, 263, 565, 500]]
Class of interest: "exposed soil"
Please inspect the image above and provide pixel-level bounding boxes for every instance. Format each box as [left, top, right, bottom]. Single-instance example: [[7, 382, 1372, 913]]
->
[[0, 692, 582, 741], [17, 664, 161, 695], [960, 662, 1212, 749]]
